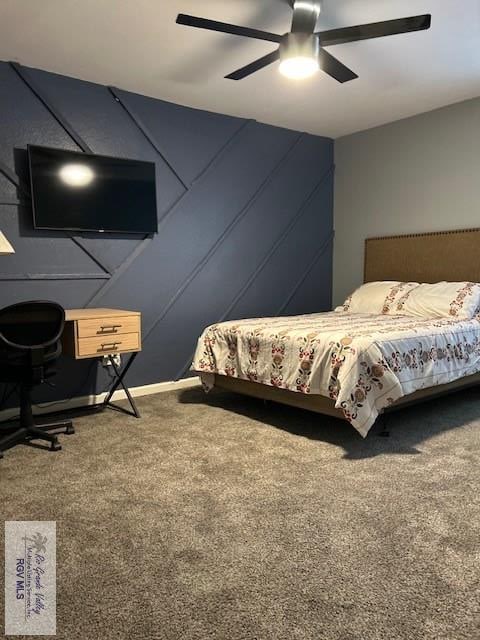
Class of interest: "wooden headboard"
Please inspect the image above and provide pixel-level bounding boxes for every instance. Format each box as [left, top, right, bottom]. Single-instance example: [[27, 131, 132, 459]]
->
[[364, 228, 480, 283]]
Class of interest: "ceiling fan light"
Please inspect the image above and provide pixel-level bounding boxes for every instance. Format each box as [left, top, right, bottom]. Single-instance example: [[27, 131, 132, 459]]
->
[[279, 56, 319, 79], [279, 32, 319, 80]]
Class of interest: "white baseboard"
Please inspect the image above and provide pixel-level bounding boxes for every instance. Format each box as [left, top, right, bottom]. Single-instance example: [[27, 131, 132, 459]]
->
[[0, 376, 201, 422]]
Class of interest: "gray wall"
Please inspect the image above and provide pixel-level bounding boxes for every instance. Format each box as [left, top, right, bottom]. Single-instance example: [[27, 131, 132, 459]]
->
[[0, 61, 334, 401], [333, 97, 480, 306]]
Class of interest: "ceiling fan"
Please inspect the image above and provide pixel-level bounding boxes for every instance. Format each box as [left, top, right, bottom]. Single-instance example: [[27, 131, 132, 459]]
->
[[176, 1, 431, 82]]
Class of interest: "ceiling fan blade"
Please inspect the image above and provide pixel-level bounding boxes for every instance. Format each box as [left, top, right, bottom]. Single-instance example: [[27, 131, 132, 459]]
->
[[318, 14, 431, 47], [318, 49, 358, 83], [225, 50, 280, 80], [176, 14, 282, 44]]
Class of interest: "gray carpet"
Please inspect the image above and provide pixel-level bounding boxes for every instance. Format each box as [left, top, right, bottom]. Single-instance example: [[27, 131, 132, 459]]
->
[[1, 385, 479, 640]]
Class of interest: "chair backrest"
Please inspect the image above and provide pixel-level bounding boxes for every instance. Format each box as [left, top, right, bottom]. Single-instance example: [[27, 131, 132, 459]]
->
[[0, 301, 65, 367]]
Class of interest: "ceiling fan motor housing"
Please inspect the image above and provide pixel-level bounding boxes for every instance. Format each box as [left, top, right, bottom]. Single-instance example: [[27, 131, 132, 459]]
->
[[280, 32, 320, 63]]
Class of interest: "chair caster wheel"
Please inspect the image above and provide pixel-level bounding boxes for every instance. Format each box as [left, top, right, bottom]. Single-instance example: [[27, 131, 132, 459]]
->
[[49, 439, 62, 452]]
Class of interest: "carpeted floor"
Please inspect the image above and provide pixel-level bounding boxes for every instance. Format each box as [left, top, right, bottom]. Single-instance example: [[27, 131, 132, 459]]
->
[[1, 385, 479, 640]]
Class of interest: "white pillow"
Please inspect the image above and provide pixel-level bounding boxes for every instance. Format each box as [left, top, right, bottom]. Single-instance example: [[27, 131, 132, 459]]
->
[[395, 282, 480, 320], [335, 281, 402, 314], [380, 282, 420, 314]]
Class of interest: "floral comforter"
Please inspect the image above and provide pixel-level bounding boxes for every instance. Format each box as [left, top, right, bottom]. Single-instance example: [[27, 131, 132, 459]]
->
[[191, 312, 480, 437]]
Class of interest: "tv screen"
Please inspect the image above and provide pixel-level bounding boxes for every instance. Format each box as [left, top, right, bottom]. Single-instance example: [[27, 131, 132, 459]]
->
[[28, 145, 158, 234]]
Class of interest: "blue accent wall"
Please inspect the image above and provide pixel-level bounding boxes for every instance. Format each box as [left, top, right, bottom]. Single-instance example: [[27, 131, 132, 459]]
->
[[0, 61, 334, 401]]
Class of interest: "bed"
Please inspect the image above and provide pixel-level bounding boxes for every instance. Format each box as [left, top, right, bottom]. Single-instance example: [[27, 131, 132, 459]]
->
[[192, 228, 480, 437]]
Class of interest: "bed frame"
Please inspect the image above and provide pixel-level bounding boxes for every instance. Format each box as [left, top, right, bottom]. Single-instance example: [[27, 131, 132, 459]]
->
[[212, 228, 480, 422]]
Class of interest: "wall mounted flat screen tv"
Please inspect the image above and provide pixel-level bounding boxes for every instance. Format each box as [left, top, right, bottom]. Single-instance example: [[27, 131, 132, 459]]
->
[[28, 145, 158, 234]]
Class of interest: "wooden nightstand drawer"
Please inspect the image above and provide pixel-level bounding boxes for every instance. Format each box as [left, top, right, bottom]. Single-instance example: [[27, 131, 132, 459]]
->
[[76, 332, 140, 358], [77, 315, 140, 338]]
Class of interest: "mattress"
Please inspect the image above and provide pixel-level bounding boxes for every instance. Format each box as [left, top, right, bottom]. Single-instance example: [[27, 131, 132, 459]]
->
[[192, 312, 480, 437]]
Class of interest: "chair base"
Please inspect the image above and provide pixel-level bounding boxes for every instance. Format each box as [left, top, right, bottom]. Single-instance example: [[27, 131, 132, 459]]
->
[[0, 420, 74, 459]]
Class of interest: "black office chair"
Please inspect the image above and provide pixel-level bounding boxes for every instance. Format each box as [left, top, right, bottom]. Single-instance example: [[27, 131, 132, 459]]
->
[[0, 301, 74, 459]]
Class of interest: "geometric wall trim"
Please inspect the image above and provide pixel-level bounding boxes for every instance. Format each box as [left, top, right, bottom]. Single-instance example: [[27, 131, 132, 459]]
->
[[0, 60, 334, 401]]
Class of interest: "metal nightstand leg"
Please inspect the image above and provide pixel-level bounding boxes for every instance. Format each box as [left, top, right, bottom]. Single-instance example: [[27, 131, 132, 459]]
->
[[102, 352, 141, 418]]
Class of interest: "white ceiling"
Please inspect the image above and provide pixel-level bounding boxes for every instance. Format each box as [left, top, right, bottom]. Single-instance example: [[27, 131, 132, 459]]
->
[[1, 0, 479, 138]]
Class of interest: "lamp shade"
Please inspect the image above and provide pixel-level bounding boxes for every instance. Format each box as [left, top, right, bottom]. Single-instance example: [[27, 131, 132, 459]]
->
[[0, 231, 15, 255]]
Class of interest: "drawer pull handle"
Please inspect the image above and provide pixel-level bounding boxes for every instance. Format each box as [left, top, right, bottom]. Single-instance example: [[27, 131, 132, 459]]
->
[[98, 324, 122, 334], [99, 342, 121, 351]]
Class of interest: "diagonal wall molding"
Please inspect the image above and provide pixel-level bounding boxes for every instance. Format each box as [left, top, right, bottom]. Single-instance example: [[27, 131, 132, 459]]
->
[[88, 117, 254, 307], [69, 236, 112, 276], [0, 60, 334, 393], [10, 62, 92, 153], [276, 231, 334, 315], [5, 62, 115, 284], [173, 165, 335, 381], [142, 134, 304, 342], [208, 165, 334, 327], [109, 86, 188, 191], [152, 119, 252, 236], [174, 229, 334, 382], [85, 235, 153, 306], [1, 273, 110, 280]]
